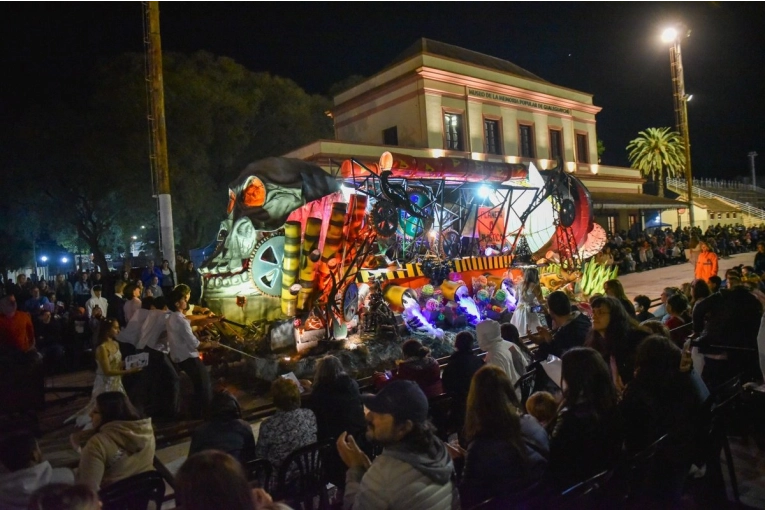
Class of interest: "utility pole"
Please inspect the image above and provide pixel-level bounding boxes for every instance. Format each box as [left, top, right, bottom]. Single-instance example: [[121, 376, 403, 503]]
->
[[144, 1, 175, 271], [749, 152, 758, 191]]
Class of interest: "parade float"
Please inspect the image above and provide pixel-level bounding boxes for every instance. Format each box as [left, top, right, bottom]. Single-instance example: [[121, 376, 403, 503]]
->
[[196, 152, 606, 381]]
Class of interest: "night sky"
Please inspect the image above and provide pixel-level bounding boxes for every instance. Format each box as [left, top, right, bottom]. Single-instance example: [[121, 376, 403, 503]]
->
[[4, 2, 764, 178]]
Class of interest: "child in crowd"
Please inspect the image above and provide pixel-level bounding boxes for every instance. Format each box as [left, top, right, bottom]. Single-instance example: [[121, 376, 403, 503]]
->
[[525, 391, 558, 429]]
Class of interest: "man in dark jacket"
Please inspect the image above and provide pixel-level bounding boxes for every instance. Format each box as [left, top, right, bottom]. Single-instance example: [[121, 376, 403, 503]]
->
[[530, 291, 592, 360], [442, 330, 484, 436], [107, 280, 127, 327]]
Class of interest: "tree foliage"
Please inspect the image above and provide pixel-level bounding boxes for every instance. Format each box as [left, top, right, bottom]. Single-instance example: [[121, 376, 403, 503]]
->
[[626, 127, 686, 197], [10, 51, 334, 273]]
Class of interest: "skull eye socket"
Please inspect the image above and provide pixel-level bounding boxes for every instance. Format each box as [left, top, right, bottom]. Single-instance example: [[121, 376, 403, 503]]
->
[[243, 177, 266, 208], [227, 190, 236, 215]]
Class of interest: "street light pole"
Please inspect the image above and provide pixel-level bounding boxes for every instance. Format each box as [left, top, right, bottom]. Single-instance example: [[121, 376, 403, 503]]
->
[[749, 151, 758, 190], [664, 26, 695, 230]]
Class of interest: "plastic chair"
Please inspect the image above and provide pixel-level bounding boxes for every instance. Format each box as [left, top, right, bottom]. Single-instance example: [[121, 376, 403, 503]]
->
[[98, 471, 166, 510], [706, 375, 742, 504], [245, 457, 274, 493], [274, 440, 332, 510], [514, 367, 537, 407]]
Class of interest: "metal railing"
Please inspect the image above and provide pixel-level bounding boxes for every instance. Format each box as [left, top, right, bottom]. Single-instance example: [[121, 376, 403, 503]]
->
[[667, 178, 765, 221]]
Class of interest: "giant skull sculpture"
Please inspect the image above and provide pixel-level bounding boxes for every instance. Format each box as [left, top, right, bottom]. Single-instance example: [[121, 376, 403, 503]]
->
[[201, 157, 340, 308]]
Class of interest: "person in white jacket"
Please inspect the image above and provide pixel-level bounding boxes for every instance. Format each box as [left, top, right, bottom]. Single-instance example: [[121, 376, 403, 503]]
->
[[0, 431, 74, 510], [476, 319, 524, 392], [85, 285, 108, 319]]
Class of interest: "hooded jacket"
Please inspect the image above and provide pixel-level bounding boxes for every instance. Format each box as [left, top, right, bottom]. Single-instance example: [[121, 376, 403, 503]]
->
[[0, 462, 74, 510], [77, 418, 156, 490], [85, 289, 108, 319], [344, 435, 455, 510], [476, 329, 523, 388]]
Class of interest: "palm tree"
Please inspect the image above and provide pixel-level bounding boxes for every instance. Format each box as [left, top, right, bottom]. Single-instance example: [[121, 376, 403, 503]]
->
[[626, 127, 686, 197]]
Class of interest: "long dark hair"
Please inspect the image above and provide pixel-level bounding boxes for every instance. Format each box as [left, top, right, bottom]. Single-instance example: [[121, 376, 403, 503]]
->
[[632, 335, 682, 392], [464, 365, 527, 460], [690, 278, 711, 304], [500, 322, 533, 359], [95, 391, 141, 430], [586, 296, 634, 359], [96, 318, 119, 346], [560, 347, 617, 418], [175, 451, 255, 510]]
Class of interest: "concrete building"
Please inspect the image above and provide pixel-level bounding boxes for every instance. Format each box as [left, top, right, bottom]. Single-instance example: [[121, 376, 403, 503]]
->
[[284, 38, 683, 234]]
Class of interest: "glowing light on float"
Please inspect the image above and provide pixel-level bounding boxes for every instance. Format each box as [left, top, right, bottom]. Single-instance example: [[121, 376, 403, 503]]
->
[[457, 295, 481, 324], [402, 295, 445, 339]]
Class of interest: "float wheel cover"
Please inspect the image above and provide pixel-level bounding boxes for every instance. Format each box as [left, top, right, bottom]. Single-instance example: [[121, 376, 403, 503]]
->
[[249, 234, 285, 297]]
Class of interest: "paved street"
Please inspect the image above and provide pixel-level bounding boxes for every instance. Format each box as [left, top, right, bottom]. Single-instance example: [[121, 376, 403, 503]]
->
[[619, 252, 755, 301]]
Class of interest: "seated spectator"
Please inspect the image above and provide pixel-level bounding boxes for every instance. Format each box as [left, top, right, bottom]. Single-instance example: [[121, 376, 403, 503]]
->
[[603, 279, 637, 319], [526, 391, 558, 429], [84, 285, 108, 320], [529, 291, 591, 360], [633, 295, 654, 323], [337, 380, 455, 510], [653, 287, 678, 321], [689, 279, 711, 309], [665, 294, 692, 347], [708, 275, 722, 294], [586, 296, 650, 391], [76, 392, 155, 490], [620, 335, 710, 503], [500, 322, 533, 372], [28, 483, 100, 510], [452, 365, 548, 508], [143, 275, 163, 298], [176, 450, 263, 510], [304, 355, 367, 488], [34, 309, 66, 374], [442, 331, 484, 438], [641, 320, 671, 339], [476, 319, 523, 389], [255, 378, 317, 473], [392, 339, 443, 397], [0, 431, 74, 510], [189, 389, 256, 463], [547, 347, 622, 490]]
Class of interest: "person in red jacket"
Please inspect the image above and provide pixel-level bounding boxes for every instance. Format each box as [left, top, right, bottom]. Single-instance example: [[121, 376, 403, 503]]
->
[[0, 295, 35, 355], [694, 241, 718, 283], [392, 339, 444, 398]]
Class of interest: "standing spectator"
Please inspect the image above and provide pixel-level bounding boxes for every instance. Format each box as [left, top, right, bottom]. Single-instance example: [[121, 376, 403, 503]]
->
[[603, 279, 637, 319], [76, 392, 155, 490], [54, 274, 74, 310], [143, 275, 163, 298], [85, 285, 108, 319], [159, 259, 175, 296], [391, 339, 443, 398], [255, 378, 317, 473], [107, 280, 127, 327], [452, 365, 548, 508], [73, 273, 91, 308], [122, 283, 142, 324], [695, 241, 719, 283], [0, 431, 74, 510], [476, 319, 523, 390], [188, 389, 256, 463], [34, 309, 66, 374], [336, 380, 455, 510], [140, 260, 163, 287], [754, 241, 765, 274], [166, 288, 221, 419], [181, 260, 203, 305], [547, 348, 622, 490], [442, 331, 484, 438], [0, 295, 36, 359]]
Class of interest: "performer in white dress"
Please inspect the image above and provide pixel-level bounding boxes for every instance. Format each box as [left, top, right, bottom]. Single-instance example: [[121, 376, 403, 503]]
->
[[66, 319, 141, 429], [510, 267, 545, 336]]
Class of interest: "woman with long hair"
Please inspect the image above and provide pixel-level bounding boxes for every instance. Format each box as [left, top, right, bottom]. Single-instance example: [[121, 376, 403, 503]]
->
[[603, 278, 637, 319], [455, 365, 548, 507], [510, 267, 544, 335], [548, 347, 622, 490], [585, 296, 649, 391], [392, 339, 443, 397], [159, 259, 176, 297], [689, 278, 711, 309], [77, 392, 155, 490], [66, 319, 142, 428]]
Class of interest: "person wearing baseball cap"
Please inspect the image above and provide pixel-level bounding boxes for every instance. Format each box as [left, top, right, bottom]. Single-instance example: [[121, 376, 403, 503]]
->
[[336, 380, 456, 509]]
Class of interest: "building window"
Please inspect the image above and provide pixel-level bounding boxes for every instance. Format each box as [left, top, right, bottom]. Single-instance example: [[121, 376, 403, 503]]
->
[[484, 119, 501, 155], [444, 113, 464, 151], [519, 124, 535, 158], [717, 213, 722, 219], [382, 126, 398, 146], [726, 212, 730, 219], [549, 129, 563, 161], [709, 212, 715, 219], [733, 213, 737, 218], [607, 215, 617, 234], [629, 214, 638, 228], [576, 133, 589, 163]]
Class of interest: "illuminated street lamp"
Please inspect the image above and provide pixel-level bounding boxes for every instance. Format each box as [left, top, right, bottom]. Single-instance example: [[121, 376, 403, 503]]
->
[[662, 24, 695, 229]]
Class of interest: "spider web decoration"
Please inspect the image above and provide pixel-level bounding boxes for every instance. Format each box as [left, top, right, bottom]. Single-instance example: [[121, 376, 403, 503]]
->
[[513, 236, 534, 265]]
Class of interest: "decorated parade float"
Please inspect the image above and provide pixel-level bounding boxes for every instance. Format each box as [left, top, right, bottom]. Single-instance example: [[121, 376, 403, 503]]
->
[[196, 152, 611, 383]]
